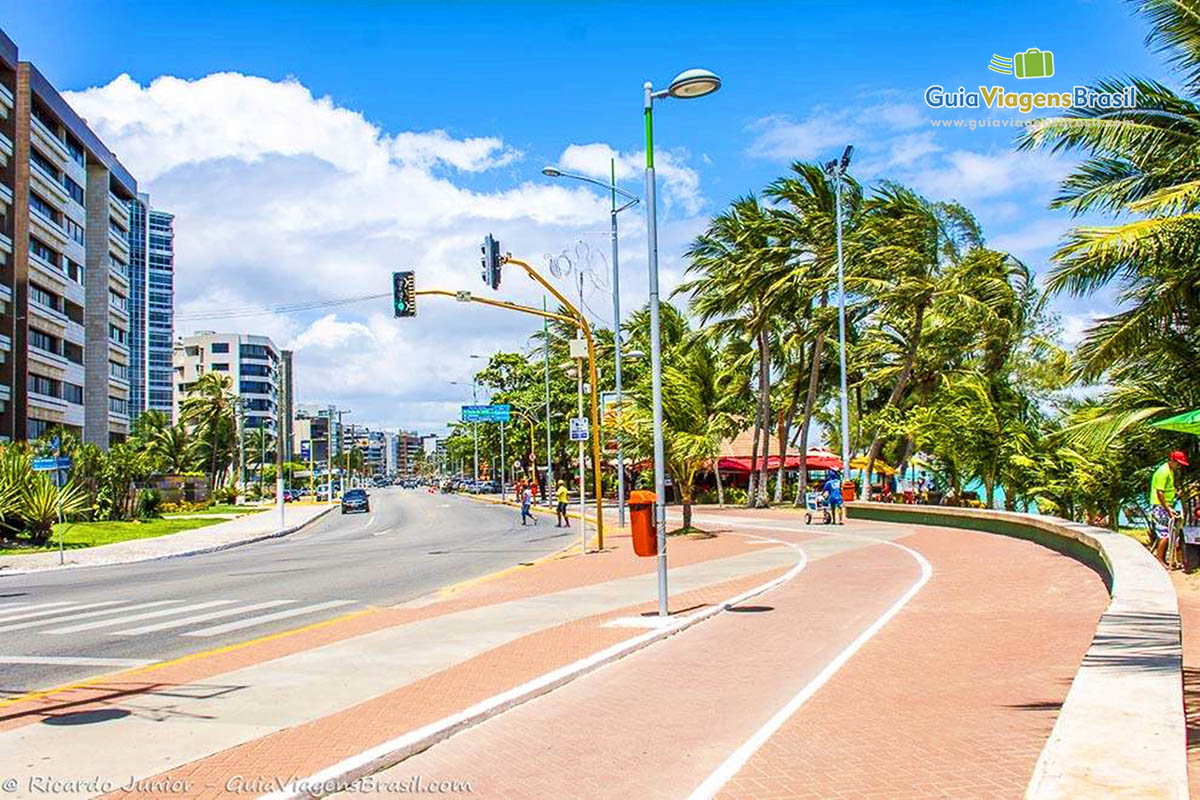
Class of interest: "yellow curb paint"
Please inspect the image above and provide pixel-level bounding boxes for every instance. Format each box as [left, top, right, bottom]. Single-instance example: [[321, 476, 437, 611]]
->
[[0, 607, 378, 711]]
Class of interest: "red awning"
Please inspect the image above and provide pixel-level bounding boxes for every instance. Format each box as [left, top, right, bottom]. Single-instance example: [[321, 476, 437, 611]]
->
[[717, 453, 841, 473]]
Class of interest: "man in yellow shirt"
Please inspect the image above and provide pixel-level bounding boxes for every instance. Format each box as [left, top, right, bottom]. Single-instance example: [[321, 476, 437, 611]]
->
[[555, 480, 570, 528], [1149, 450, 1189, 566]]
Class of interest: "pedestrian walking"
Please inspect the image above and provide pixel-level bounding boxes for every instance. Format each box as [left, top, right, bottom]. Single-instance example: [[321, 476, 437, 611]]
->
[[521, 484, 537, 526], [1150, 450, 1189, 566], [556, 480, 570, 527]]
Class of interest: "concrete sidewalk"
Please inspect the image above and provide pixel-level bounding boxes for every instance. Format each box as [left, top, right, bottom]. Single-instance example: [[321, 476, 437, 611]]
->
[[0, 520, 790, 800], [0, 504, 333, 574]]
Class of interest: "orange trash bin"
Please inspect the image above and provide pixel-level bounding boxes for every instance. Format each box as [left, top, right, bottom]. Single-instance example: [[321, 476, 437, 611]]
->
[[628, 490, 657, 557], [841, 480, 857, 502]]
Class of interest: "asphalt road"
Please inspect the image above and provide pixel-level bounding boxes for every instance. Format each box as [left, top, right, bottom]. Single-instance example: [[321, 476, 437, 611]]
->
[[0, 488, 574, 696]]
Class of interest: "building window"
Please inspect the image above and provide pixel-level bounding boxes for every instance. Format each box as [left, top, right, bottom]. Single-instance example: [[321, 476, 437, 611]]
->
[[65, 342, 83, 365], [109, 290, 127, 312], [31, 102, 58, 134], [30, 284, 61, 312], [62, 383, 83, 405], [211, 363, 229, 371], [29, 236, 60, 268], [29, 148, 59, 181], [109, 325, 126, 345], [30, 192, 62, 225], [109, 397, 128, 415], [109, 361, 128, 381], [29, 329, 59, 356], [65, 258, 84, 284], [211, 342, 229, 354], [27, 419, 49, 440], [64, 134, 85, 167], [29, 373, 58, 397], [63, 217, 84, 245]]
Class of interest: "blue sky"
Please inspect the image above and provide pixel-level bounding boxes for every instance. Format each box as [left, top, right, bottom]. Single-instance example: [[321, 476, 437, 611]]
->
[[2, 1, 1168, 432]]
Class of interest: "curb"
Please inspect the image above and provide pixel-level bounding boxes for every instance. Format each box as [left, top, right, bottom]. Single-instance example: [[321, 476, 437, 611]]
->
[[261, 539, 807, 800], [0, 506, 335, 577]]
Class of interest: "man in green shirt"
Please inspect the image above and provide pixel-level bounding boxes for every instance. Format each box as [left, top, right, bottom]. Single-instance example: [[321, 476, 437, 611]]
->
[[1149, 450, 1189, 566]]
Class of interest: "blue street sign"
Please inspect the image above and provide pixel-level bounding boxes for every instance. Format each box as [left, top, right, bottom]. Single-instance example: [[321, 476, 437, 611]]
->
[[300, 439, 311, 460], [33, 456, 71, 472], [461, 404, 512, 423]]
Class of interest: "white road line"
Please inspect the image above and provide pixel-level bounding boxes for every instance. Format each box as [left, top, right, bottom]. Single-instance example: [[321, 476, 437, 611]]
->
[[182, 600, 355, 637], [44, 600, 234, 634], [365, 514, 376, 528], [0, 655, 159, 667], [111, 600, 296, 635], [0, 601, 74, 612], [685, 524, 933, 800], [0, 600, 124, 624], [0, 600, 183, 633]]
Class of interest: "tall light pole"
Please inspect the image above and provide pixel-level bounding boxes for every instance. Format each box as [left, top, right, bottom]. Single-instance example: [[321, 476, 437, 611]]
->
[[542, 162, 640, 526], [542, 298, 554, 505], [823, 145, 854, 489], [644, 68, 722, 616]]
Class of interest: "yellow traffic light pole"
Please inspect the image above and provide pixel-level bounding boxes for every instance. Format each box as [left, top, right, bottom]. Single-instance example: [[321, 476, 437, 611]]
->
[[415, 263, 607, 550]]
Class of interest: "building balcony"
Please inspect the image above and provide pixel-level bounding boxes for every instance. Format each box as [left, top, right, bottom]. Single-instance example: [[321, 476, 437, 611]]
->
[[109, 266, 130, 293], [108, 338, 130, 358], [30, 209, 69, 251], [29, 391, 68, 414], [109, 225, 130, 254], [0, 382, 11, 404], [0, 82, 12, 113], [0, 130, 11, 166], [30, 114, 69, 167], [29, 250, 65, 283], [108, 193, 130, 228], [29, 162, 70, 209], [0, 231, 11, 258], [29, 299, 70, 331], [0, 181, 11, 208], [29, 345, 69, 373]]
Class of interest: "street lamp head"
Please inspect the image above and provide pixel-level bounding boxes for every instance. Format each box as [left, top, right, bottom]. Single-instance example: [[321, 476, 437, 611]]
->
[[541, 166, 562, 178], [667, 68, 722, 99], [625, 349, 646, 360]]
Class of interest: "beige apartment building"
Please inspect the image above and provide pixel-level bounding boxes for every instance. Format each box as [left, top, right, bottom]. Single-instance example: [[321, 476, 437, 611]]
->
[[0, 26, 138, 445], [173, 332, 291, 437]]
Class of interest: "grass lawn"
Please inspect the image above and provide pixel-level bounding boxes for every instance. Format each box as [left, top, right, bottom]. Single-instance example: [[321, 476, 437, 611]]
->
[[0, 517, 226, 556]]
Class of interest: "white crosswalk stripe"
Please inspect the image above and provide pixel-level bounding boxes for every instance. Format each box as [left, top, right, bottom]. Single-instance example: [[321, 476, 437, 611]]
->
[[0, 600, 183, 633], [182, 600, 356, 637], [0, 597, 359, 642], [111, 600, 295, 635], [45, 600, 234, 634], [2, 601, 124, 624]]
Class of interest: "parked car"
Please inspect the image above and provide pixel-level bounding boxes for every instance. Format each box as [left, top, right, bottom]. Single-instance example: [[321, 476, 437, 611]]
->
[[341, 488, 369, 514]]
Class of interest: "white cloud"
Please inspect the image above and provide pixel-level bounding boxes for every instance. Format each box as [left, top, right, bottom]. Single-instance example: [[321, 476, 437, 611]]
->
[[66, 72, 707, 432], [555, 142, 701, 216]]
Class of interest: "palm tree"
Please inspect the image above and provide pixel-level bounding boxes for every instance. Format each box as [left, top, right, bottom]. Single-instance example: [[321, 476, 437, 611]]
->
[[131, 410, 196, 474], [680, 195, 783, 506], [1017, 0, 1200, 444], [855, 184, 985, 491], [766, 162, 861, 504], [180, 372, 238, 489]]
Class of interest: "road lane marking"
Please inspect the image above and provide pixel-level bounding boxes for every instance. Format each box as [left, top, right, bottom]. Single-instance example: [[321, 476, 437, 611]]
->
[[685, 525, 933, 800], [0, 600, 183, 633], [45, 600, 234, 634], [111, 600, 296, 635], [0, 655, 159, 667], [1, 600, 124, 624], [182, 600, 356, 637], [365, 514, 376, 528]]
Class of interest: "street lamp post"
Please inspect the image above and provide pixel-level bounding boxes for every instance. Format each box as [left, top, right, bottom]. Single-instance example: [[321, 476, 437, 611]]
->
[[541, 162, 640, 526], [823, 145, 854, 491], [542, 298, 554, 505], [644, 68, 722, 617]]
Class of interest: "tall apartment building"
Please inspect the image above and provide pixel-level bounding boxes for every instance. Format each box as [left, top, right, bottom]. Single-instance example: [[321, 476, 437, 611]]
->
[[0, 28, 138, 444], [173, 332, 279, 432], [127, 194, 174, 421]]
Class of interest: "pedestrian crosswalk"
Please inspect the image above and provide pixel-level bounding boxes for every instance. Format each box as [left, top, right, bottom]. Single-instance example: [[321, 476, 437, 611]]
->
[[0, 597, 357, 640]]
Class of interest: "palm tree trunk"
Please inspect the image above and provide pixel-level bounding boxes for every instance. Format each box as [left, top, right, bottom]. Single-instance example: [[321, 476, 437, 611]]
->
[[793, 332, 825, 506], [754, 330, 772, 507], [715, 463, 725, 508], [864, 303, 926, 498], [746, 357, 764, 508], [774, 369, 803, 503]]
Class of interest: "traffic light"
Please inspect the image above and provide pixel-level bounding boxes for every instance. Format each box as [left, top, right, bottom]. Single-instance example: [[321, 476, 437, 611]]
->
[[481, 234, 502, 290], [393, 270, 415, 318]]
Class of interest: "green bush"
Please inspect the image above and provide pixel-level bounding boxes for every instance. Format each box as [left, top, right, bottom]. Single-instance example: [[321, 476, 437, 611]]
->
[[136, 488, 163, 519]]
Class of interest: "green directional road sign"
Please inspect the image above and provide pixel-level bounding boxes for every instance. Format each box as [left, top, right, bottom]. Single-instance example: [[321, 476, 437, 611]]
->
[[461, 404, 511, 423]]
